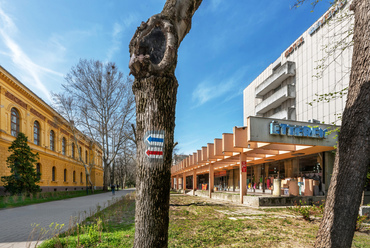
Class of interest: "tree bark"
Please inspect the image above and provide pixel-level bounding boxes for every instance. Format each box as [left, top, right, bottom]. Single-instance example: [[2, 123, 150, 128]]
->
[[129, 1, 202, 247], [315, 1, 370, 247]]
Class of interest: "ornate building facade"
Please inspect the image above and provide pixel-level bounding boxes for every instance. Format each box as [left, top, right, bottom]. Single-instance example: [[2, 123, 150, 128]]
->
[[0, 66, 104, 195]]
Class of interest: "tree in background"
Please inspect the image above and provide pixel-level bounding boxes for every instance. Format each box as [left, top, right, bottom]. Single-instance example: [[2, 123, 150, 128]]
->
[[54, 59, 135, 191], [1, 133, 41, 195], [115, 138, 136, 188], [129, 0, 202, 247], [49, 94, 99, 193]]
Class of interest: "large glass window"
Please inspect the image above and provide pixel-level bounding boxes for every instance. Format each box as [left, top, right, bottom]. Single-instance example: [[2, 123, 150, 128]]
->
[[72, 143, 75, 158], [80, 172, 83, 183], [73, 171, 76, 182], [34, 121, 40, 145], [85, 150, 88, 163], [11, 108, 20, 137], [52, 166, 56, 181], [79, 147, 82, 160], [62, 137, 66, 155], [50, 130, 55, 151], [64, 168, 67, 182]]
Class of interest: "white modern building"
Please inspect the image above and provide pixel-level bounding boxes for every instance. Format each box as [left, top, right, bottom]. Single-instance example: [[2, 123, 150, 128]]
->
[[170, 0, 370, 206], [243, 0, 353, 126]]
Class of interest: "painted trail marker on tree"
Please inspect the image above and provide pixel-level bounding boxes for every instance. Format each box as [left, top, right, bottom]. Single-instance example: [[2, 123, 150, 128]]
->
[[146, 147, 164, 159], [144, 131, 165, 160]]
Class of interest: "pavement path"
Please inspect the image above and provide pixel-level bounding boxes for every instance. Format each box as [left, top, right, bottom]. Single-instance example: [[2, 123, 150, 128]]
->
[[0, 189, 135, 248]]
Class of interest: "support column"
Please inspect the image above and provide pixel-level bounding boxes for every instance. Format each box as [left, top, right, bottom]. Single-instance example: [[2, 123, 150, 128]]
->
[[176, 175, 179, 190], [183, 174, 186, 194], [209, 164, 214, 198], [193, 170, 196, 196], [171, 177, 174, 189], [262, 164, 265, 193], [240, 153, 247, 204]]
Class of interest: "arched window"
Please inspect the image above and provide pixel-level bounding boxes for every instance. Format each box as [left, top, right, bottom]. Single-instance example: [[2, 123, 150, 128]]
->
[[72, 143, 75, 158], [80, 172, 83, 183], [50, 130, 55, 151], [11, 108, 20, 137], [36, 163, 41, 180], [62, 137, 66, 155], [52, 166, 56, 181], [85, 150, 88, 164], [73, 170, 76, 182], [34, 121, 40, 145], [64, 168, 67, 182]]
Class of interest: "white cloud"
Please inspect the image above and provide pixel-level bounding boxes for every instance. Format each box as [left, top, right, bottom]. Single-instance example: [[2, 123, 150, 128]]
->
[[106, 14, 137, 62], [191, 66, 248, 108], [210, 0, 222, 11], [0, 5, 63, 102]]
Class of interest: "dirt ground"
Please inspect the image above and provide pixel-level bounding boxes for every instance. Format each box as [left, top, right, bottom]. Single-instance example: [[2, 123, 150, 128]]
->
[[168, 194, 370, 248]]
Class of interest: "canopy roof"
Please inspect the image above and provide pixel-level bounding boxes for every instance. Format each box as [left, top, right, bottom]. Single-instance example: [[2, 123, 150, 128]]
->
[[172, 116, 338, 177]]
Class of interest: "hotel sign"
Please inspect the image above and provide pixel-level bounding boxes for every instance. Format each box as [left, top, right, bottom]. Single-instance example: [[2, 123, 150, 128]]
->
[[269, 121, 327, 139], [285, 37, 304, 58], [309, 0, 347, 36]]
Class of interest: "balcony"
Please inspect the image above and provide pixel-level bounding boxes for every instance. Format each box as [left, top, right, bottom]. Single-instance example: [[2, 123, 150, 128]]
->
[[269, 109, 289, 120], [255, 61, 295, 98], [255, 84, 295, 115]]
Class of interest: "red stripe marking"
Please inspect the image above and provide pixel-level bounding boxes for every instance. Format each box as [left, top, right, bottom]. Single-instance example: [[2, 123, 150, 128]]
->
[[146, 150, 163, 156]]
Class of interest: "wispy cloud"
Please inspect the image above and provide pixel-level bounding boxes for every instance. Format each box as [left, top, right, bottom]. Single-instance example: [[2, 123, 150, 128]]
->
[[106, 14, 137, 62], [210, 0, 222, 11], [177, 138, 201, 155], [0, 5, 63, 102], [191, 66, 248, 108], [202, 0, 224, 13]]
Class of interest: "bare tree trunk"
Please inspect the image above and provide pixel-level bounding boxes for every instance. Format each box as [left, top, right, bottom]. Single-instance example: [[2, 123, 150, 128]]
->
[[315, 1, 370, 247], [123, 173, 126, 189], [103, 159, 109, 190], [112, 161, 116, 187], [129, 1, 202, 247]]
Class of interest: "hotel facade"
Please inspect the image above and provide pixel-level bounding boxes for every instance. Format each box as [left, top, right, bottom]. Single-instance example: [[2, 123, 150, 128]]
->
[[170, 1, 369, 205], [0, 66, 104, 195], [243, 0, 352, 126]]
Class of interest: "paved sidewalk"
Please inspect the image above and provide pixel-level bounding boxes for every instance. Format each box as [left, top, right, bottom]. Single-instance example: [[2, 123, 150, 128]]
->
[[0, 189, 135, 248]]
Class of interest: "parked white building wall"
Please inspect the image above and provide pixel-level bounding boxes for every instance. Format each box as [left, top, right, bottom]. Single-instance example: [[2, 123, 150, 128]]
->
[[243, 0, 353, 126]]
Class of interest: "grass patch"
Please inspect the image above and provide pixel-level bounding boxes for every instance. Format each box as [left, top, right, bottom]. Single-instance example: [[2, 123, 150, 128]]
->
[[38, 193, 136, 248], [37, 193, 370, 248], [0, 190, 105, 209]]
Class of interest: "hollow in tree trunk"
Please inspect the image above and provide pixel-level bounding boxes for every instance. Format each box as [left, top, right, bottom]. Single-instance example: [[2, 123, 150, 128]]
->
[[128, 1, 202, 247]]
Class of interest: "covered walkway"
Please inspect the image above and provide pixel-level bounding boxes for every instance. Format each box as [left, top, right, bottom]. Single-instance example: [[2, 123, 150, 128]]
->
[[171, 117, 338, 204]]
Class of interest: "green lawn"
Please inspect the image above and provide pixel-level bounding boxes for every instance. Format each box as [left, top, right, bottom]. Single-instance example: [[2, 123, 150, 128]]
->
[[38, 193, 370, 248]]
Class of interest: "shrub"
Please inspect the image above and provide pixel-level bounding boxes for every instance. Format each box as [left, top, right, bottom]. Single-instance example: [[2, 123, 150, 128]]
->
[[1, 133, 41, 195]]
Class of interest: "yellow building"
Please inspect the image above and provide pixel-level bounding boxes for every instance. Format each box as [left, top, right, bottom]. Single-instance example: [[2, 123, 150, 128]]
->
[[0, 66, 104, 195]]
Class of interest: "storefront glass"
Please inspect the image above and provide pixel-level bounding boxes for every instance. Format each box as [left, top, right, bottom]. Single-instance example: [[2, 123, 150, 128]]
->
[[213, 168, 240, 192], [197, 174, 209, 190]]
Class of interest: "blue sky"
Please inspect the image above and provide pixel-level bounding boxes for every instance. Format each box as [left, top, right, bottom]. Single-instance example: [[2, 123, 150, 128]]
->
[[0, 0, 332, 155]]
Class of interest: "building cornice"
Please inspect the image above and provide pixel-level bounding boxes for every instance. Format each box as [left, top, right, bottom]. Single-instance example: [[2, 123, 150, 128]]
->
[[0, 66, 101, 151]]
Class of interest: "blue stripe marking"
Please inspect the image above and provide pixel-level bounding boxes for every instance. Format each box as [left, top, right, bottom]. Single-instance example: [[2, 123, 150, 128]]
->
[[148, 136, 164, 143]]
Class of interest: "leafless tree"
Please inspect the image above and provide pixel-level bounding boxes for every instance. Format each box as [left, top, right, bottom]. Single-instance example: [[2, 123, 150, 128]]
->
[[114, 142, 136, 189], [128, 0, 202, 247], [52, 93, 98, 192], [54, 59, 135, 191]]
